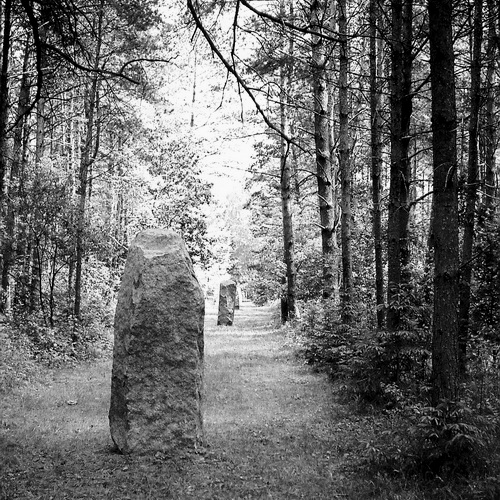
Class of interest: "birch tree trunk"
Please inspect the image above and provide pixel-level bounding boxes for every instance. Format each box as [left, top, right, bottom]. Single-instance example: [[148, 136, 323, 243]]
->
[[310, 0, 337, 300], [279, 0, 297, 322]]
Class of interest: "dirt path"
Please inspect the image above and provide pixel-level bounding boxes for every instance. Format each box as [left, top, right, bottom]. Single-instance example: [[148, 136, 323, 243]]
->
[[1, 303, 365, 499]]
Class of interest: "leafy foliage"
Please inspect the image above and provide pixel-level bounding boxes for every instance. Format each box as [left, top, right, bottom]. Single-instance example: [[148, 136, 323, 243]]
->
[[471, 215, 500, 339], [0, 324, 40, 392], [364, 399, 499, 485]]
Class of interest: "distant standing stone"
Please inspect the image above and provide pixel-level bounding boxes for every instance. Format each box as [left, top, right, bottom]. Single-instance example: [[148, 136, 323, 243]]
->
[[234, 288, 240, 310], [109, 229, 204, 455], [217, 280, 237, 326]]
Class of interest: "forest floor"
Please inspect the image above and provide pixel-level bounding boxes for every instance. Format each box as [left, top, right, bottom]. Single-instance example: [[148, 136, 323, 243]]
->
[[1, 303, 448, 499]]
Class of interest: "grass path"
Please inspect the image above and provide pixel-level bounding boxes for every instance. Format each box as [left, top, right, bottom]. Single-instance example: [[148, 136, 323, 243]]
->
[[0, 303, 369, 499]]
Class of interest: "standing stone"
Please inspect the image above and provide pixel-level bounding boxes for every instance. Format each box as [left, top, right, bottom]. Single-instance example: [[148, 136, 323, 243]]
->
[[234, 287, 243, 310], [217, 280, 236, 326], [109, 229, 204, 454]]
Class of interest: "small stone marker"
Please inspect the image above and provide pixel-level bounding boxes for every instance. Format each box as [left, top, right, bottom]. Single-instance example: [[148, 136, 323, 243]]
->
[[217, 280, 237, 326], [109, 229, 204, 454]]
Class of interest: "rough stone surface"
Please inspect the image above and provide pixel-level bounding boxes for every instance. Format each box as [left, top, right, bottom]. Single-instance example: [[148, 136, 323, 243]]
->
[[217, 280, 237, 326], [109, 229, 204, 455]]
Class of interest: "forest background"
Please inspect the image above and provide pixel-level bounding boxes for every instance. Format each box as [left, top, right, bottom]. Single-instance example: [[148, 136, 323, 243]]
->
[[1, 0, 500, 496]]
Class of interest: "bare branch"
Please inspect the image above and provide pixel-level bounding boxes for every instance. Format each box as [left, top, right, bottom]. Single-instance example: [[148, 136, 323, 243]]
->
[[186, 0, 294, 146], [239, 0, 341, 43]]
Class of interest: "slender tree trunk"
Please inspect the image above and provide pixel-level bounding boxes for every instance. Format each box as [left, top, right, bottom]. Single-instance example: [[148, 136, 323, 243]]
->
[[0, 0, 12, 308], [338, 0, 352, 323], [0, 0, 11, 202], [49, 245, 58, 327], [458, 0, 483, 378], [428, 0, 460, 404], [67, 91, 77, 308], [310, 0, 336, 300], [327, 82, 340, 304], [483, 0, 497, 213], [1, 40, 31, 314], [190, 48, 197, 128], [279, 0, 297, 322], [387, 0, 413, 331], [74, 4, 103, 320], [370, 0, 385, 328], [30, 100, 46, 314]]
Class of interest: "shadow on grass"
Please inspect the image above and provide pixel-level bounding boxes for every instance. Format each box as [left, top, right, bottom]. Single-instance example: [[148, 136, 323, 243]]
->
[[0, 301, 388, 499]]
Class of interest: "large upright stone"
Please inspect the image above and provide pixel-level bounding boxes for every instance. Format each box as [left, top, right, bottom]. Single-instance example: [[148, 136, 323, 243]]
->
[[109, 229, 204, 454], [217, 280, 236, 326]]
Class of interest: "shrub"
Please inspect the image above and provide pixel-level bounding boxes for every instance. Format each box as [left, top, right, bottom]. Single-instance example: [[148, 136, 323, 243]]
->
[[10, 313, 111, 369], [340, 328, 432, 408], [406, 400, 491, 476], [293, 299, 432, 407], [292, 299, 354, 374], [0, 323, 40, 392], [365, 400, 498, 482]]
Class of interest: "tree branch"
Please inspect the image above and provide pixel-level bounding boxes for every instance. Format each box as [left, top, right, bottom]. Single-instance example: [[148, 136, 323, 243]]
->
[[187, 0, 294, 145], [239, 0, 340, 43]]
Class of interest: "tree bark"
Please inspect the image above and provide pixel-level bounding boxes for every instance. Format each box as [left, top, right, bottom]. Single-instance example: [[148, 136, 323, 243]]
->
[[458, 0, 483, 378], [428, 0, 460, 404], [370, 0, 385, 328], [338, 0, 352, 323], [482, 0, 497, 213], [279, 0, 297, 322], [327, 77, 340, 305], [1, 38, 31, 313], [30, 8, 49, 314], [0, 0, 12, 306], [0, 0, 11, 202], [386, 0, 413, 331], [310, 0, 337, 300]]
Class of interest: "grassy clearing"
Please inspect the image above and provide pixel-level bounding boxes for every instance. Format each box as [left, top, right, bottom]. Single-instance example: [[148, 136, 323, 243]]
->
[[0, 303, 468, 499]]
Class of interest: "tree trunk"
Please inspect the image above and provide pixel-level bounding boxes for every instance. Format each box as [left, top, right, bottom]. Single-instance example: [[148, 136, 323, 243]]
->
[[310, 0, 337, 300], [327, 80, 340, 305], [482, 0, 497, 213], [279, 0, 297, 322], [1, 39, 31, 314], [370, 0, 385, 328], [0, 0, 12, 308], [74, 4, 103, 320], [29, 6, 49, 314], [386, 0, 413, 331], [458, 0, 483, 378], [428, 0, 460, 404], [0, 0, 11, 202], [338, 0, 353, 323]]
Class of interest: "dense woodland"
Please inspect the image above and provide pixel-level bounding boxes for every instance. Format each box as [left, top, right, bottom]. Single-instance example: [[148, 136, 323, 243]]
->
[[1, 0, 500, 495]]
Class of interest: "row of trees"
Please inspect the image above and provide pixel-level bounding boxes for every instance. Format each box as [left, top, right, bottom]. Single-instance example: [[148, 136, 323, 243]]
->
[[0, 0, 214, 328], [188, 0, 499, 405], [1, 0, 498, 412]]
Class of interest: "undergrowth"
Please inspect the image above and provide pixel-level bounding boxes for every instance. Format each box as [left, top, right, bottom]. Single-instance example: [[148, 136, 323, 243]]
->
[[290, 298, 500, 498], [0, 315, 111, 393]]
